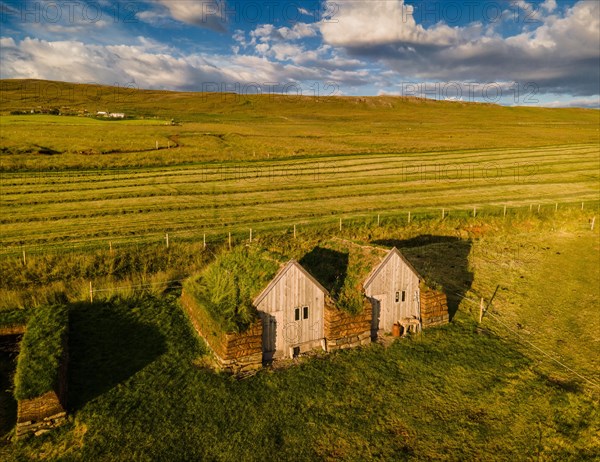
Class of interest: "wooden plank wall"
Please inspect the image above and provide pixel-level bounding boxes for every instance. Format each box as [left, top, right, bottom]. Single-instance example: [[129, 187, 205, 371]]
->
[[256, 264, 325, 358], [365, 252, 420, 332]]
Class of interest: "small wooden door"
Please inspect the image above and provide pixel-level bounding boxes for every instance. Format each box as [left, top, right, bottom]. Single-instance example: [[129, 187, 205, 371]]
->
[[371, 295, 387, 334], [274, 311, 284, 356], [262, 313, 277, 362]]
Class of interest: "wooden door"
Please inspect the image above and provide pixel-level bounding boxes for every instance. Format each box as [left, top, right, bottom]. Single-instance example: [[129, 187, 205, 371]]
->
[[274, 311, 285, 356], [370, 297, 380, 338], [371, 295, 387, 333], [262, 313, 277, 361]]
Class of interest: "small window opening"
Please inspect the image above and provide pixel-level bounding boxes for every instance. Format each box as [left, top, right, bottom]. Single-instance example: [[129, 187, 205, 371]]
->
[[401, 291, 406, 302], [303, 306, 309, 319], [294, 308, 300, 321]]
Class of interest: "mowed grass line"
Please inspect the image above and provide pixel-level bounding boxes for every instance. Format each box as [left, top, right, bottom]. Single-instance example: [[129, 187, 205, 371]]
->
[[1, 145, 598, 250], [2, 143, 597, 188], [2, 144, 597, 198], [1, 197, 598, 256], [1, 150, 598, 202], [1, 176, 597, 228], [1, 157, 598, 212]]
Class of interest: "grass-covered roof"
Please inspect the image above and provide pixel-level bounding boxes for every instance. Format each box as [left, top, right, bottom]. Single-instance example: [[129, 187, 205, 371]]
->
[[0, 307, 30, 329], [298, 239, 386, 314], [185, 238, 404, 330], [14, 304, 68, 400], [184, 246, 284, 333]]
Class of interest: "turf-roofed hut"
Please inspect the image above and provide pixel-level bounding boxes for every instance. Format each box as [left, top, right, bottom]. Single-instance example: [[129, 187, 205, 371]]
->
[[12, 305, 69, 438], [364, 247, 449, 336], [181, 246, 283, 374], [254, 260, 332, 361]]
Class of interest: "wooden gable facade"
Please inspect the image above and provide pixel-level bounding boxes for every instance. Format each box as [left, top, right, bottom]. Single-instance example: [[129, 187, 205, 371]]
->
[[254, 260, 328, 361], [363, 247, 421, 335]]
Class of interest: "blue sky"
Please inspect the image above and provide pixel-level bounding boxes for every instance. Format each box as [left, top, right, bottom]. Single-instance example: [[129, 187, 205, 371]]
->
[[1, 1, 599, 107]]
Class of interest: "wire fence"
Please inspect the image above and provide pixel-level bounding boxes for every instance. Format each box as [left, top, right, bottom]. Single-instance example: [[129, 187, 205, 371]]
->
[[2, 198, 598, 259]]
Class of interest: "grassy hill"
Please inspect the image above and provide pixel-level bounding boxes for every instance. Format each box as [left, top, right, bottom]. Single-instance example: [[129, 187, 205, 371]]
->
[[0, 79, 598, 259], [1, 79, 599, 170]]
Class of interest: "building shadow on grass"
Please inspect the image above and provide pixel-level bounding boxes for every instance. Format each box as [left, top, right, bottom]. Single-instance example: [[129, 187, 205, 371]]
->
[[299, 246, 349, 294], [68, 301, 166, 412], [371, 236, 473, 320], [0, 338, 20, 442]]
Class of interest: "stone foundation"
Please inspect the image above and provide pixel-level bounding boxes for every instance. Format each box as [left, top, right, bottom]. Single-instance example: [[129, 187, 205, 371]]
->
[[15, 334, 68, 439], [0, 324, 26, 336], [420, 289, 449, 327], [181, 289, 263, 375], [16, 392, 67, 438], [324, 298, 372, 351]]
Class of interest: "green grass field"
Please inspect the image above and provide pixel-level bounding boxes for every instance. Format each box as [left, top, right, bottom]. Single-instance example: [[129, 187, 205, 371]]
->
[[0, 80, 599, 460], [1, 80, 598, 255], [1, 143, 598, 255], [1, 218, 598, 461], [1, 79, 599, 170]]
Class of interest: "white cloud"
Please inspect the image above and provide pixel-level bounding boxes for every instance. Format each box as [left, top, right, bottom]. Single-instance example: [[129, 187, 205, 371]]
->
[[136, 10, 168, 26], [139, 0, 227, 32], [320, 0, 461, 47], [0, 36, 16, 48], [541, 0, 558, 13], [320, 0, 600, 97], [0, 36, 372, 93], [249, 23, 317, 45], [540, 96, 600, 108]]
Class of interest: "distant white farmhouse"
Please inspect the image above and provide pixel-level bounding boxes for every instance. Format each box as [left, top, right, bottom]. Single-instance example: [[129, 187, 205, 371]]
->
[[96, 111, 125, 118]]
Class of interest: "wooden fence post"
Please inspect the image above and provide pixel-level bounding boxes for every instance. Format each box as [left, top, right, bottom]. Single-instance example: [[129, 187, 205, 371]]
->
[[555, 203, 558, 212], [228, 232, 232, 249], [537, 204, 541, 213], [293, 224, 296, 239], [473, 207, 477, 217], [503, 205, 507, 218], [581, 202, 584, 211], [165, 233, 169, 248], [442, 208, 445, 219], [203, 233, 206, 249], [339, 218, 342, 231], [479, 297, 484, 323], [377, 214, 380, 226], [592, 217, 596, 231], [408, 211, 411, 223], [89, 281, 93, 303], [22, 249, 26, 265], [155, 141, 159, 150], [249, 228, 252, 243]]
